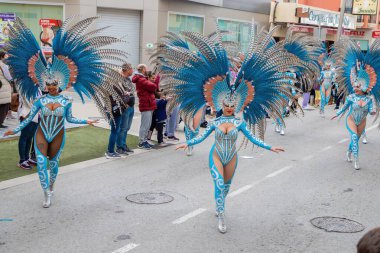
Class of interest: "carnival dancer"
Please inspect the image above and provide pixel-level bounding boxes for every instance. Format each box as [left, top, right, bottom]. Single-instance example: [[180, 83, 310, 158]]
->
[[152, 27, 319, 233], [331, 39, 380, 170], [3, 17, 128, 207], [318, 48, 335, 117]]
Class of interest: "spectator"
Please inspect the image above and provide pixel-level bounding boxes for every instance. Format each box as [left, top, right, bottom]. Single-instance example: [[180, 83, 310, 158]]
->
[[17, 90, 40, 169], [132, 64, 157, 149], [149, 89, 168, 146], [105, 85, 125, 158], [116, 63, 135, 155], [0, 55, 11, 128], [0, 51, 16, 119], [357, 227, 380, 253], [165, 105, 180, 141]]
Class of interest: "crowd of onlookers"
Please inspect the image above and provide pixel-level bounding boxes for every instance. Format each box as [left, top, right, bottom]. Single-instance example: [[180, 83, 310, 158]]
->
[[105, 62, 188, 159], [0, 48, 188, 166]]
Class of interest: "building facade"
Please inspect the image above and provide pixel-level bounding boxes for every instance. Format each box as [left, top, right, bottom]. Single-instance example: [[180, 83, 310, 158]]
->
[[270, 0, 380, 51], [0, 0, 270, 67]]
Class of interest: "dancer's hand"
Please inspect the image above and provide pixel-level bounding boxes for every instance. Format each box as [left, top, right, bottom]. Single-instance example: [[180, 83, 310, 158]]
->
[[176, 144, 188, 151], [330, 115, 338, 120], [3, 130, 15, 137], [270, 147, 284, 153], [87, 119, 99, 126]]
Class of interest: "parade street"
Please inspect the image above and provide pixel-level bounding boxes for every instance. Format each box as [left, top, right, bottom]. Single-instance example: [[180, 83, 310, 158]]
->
[[1, 106, 379, 253]]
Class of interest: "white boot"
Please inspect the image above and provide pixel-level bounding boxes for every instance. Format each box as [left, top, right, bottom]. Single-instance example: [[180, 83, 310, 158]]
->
[[362, 135, 368, 144], [43, 189, 52, 208], [280, 127, 285, 136], [354, 159, 360, 170], [346, 151, 352, 162], [186, 146, 193, 156], [217, 212, 227, 234], [275, 124, 280, 133]]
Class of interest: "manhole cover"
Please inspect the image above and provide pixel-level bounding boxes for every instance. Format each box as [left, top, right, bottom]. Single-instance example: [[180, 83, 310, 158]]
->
[[310, 216, 365, 233], [126, 192, 174, 204]]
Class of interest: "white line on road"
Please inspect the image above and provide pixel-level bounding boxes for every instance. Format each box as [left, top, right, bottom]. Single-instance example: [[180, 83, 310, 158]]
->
[[338, 138, 349, 144], [321, 145, 333, 152], [302, 155, 314, 161], [367, 124, 378, 131], [266, 166, 293, 178], [228, 184, 253, 198], [111, 243, 139, 253], [172, 208, 207, 224]]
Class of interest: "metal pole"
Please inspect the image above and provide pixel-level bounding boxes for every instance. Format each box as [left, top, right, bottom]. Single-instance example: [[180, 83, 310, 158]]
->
[[337, 0, 346, 41]]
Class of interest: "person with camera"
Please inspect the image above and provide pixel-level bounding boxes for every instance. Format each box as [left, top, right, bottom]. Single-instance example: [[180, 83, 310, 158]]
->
[[105, 85, 126, 159], [116, 63, 135, 155]]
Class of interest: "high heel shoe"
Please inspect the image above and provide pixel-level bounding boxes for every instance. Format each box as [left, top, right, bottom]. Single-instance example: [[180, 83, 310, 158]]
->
[[217, 212, 227, 234], [346, 151, 352, 162], [354, 159, 360, 170], [43, 189, 52, 208]]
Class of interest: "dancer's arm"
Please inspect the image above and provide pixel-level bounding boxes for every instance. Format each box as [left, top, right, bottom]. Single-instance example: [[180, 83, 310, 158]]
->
[[336, 96, 352, 117], [12, 99, 41, 134], [239, 121, 272, 150], [186, 122, 215, 146], [368, 99, 376, 115]]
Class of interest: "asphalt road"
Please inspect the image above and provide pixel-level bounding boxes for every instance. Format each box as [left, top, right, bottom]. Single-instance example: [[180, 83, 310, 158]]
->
[[1, 105, 379, 253]]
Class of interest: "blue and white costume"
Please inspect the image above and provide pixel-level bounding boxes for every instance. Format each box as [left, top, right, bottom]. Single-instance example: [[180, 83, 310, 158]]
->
[[319, 69, 335, 114], [332, 39, 380, 169], [5, 17, 127, 207], [187, 116, 271, 213], [153, 27, 318, 233], [13, 95, 87, 190], [336, 94, 373, 164]]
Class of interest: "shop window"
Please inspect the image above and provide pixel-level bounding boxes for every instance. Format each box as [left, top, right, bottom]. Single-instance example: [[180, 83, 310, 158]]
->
[[168, 13, 204, 34], [217, 19, 255, 53], [0, 3, 63, 39]]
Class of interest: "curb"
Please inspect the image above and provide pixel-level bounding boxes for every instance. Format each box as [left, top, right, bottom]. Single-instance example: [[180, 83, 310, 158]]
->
[[0, 148, 151, 190]]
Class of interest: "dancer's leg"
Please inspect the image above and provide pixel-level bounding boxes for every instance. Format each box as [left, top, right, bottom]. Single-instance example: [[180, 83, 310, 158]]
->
[[47, 130, 65, 192], [346, 116, 360, 169], [209, 146, 225, 214], [223, 155, 237, 198], [34, 127, 52, 208], [320, 86, 326, 113]]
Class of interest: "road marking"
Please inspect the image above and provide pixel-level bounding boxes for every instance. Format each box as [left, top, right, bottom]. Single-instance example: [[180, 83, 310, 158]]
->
[[302, 155, 314, 161], [338, 138, 349, 144], [228, 184, 253, 198], [111, 243, 139, 253], [172, 208, 207, 224], [266, 166, 293, 178], [321, 145, 333, 152], [367, 124, 378, 131]]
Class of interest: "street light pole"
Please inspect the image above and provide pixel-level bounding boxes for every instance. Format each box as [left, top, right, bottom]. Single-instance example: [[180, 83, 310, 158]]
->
[[337, 0, 346, 41]]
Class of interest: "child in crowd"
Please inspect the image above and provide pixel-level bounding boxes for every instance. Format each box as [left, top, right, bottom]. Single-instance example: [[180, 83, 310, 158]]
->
[[148, 89, 168, 146]]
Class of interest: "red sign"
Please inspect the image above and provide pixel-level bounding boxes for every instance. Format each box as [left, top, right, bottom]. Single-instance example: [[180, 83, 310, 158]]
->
[[291, 26, 314, 33], [39, 19, 62, 27], [372, 31, 380, 38], [327, 29, 365, 37]]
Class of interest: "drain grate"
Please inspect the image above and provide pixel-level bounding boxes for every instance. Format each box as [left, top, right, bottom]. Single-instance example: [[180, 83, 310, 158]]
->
[[310, 216, 365, 233], [126, 192, 174, 204]]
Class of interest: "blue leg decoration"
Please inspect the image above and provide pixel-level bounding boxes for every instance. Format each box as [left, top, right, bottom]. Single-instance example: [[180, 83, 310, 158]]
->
[[49, 133, 66, 190], [209, 146, 225, 214], [34, 141, 49, 190]]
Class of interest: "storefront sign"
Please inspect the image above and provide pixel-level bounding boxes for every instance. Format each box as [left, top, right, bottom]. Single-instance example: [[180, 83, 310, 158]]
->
[[300, 9, 356, 30], [291, 26, 314, 33], [372, 31, 380, 38], [327, 29, 366, 36], [352, 0, 378, 15], [0, 13, 16, 48], [39, 18, 62, 55]]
